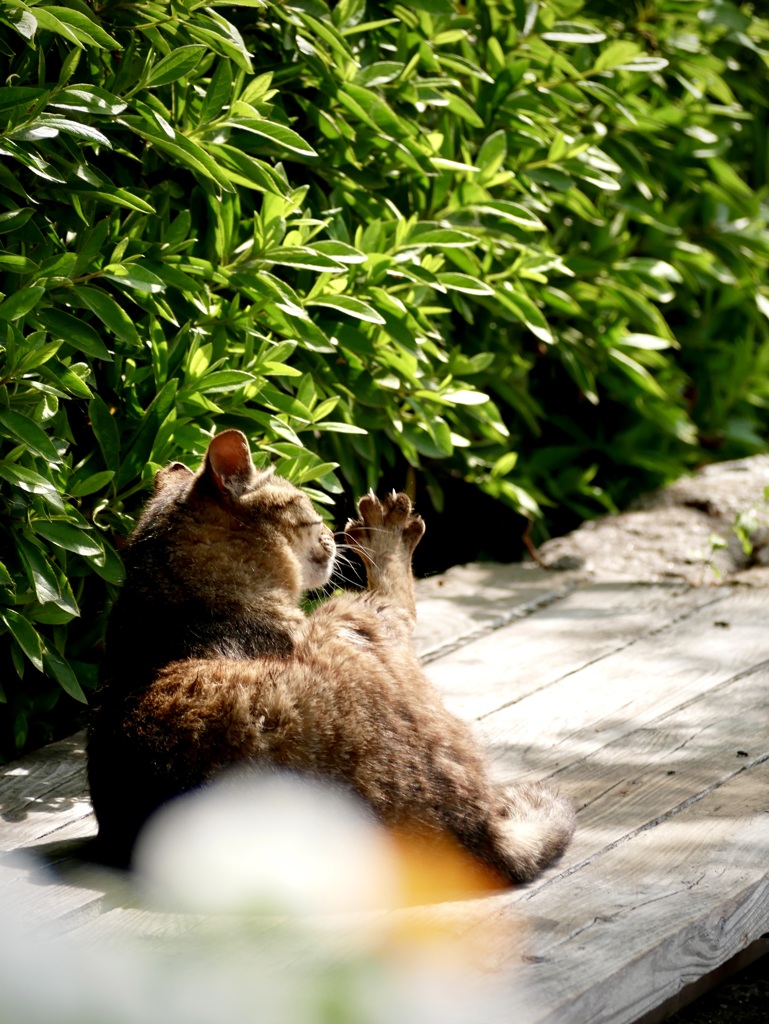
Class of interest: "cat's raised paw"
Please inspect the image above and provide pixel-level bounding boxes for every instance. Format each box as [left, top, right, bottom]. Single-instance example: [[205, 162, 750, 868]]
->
[[345, 491, 425, 557]]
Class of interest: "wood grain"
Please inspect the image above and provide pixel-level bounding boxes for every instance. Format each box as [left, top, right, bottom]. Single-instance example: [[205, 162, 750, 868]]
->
[[489, 761, 769, 1024], [470, 587, 769, 783], [0, 730, 91, 850], [413, 562, 578, 661], [426, 582, 726, 722]]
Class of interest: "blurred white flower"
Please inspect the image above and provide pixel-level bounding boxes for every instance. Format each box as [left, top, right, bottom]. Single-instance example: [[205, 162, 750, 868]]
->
[[134, 769, 400, 916], [0, 771, 538, 1024]]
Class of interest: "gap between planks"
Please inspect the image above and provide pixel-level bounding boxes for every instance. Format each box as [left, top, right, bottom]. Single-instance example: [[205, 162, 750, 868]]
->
[[425, 580, 731, 724], [477, 760, 769, 1024]]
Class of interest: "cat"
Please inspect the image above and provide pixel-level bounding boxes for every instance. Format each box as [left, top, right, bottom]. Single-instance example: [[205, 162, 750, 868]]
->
[[87, 429, 575, 881]]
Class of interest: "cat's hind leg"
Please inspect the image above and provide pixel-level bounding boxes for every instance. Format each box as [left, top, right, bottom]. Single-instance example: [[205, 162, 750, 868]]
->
[[345, 491, 424, 626]]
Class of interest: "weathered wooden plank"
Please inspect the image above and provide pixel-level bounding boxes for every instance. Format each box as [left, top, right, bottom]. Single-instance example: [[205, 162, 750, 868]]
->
[[0, 730, 91, 850], [1, 796, 94, 851], [393, 661, 769, 932], [73, 763, 767, 1024], [0, 843, 126, 933], [483, 760, 769, 1024], [413, 562, 578, 661], [470, 587, 769, 785], [62, 905, 209, 945], [426, 582, 727, 722], [553, 661, 769, 868], [0, 569, 764, 1024]]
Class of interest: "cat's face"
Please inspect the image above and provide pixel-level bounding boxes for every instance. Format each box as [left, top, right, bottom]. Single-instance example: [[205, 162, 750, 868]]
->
[[148, 431, 337, 595], [247, 484, 336, 591]]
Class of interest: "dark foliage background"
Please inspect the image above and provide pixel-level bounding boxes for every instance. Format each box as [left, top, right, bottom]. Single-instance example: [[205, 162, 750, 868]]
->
[[1, 0, 768, 759]]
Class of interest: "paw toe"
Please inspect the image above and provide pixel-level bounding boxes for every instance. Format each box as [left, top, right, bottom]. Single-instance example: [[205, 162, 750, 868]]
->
[[404, 515, 426, 545], [357, 492, 384, 526], [383, 490, 412, 524]]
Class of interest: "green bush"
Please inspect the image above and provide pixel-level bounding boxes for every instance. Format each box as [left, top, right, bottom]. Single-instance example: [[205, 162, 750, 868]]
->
[[1, 0, 768, 757]]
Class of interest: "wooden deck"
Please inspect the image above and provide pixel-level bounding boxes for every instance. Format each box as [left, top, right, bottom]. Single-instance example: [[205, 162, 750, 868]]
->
[[2, 562, 768, 1023]]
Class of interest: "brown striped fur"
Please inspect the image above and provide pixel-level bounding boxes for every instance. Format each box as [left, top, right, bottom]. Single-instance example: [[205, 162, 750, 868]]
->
[[88, 430, 575, 879]]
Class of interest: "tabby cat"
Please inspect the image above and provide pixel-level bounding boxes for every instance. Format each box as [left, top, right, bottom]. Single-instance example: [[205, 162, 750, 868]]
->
[[88, 429, 575, 879]]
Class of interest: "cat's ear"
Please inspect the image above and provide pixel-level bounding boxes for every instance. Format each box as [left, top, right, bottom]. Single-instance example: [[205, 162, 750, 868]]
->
[[204, 429, 257, 497], [154, 462, 193, 492]]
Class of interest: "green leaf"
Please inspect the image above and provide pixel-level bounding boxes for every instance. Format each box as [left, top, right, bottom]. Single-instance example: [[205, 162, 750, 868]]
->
[[617, 333, 676, 351], [592, 41, 642, 72], [403, 0, 454, 12], [16, 534, 79, 614], [442, 389, 489, 406], [262, 246, 345, 272], [0, 254, 38, 273], [608, 348, 666, 399], [615, 258, 683, 283], [756, 294, 769, 321], [209, 143, 290, 196], [444, 93, 485, 129], [43, 361, 93, 399], [0, 286, 44, 321], [354, 61, 405, 87], [102, 263, 167, 294], [86, 542, 124, 585], [0, 410, 61, 463], [146, 45, 207, 88], [336, 82, 407, 140], [68, 470, 114, 497], [468, 201, 546, 231], [437, 273, 494, 296], [403, 226, 478, 249], [227, 118, 318, 157], [200, 59, 233, 124], [0, 461, 62, 505], [49, 85, 127, 116], [116, 379, 178, 489], [1, 609, 44, 672], [33, 114, 111, 148], [495, 286, 554, 344], [196, 369, 257, 393], [31, 519, 103, 557], [44, 646, 87, 702], [37, 6, 121, 48], [72, 285, 141, 346], [121, 115, 235, 192], [36, 252, 77, 279], [307, 295, 386, 324], [0, 560, 12, 588], [188, 9, 253, 73], [0, 87, 45, 113], [617, 56, 669, 73], [37, 308, 112, 360], [313, 421, 367, 434], [312, 241, 367, 264], [0, 208, 34, 233], [492, 451, 519, 478], [17, 534, 60, 605], [542, 23, 607, 43], [70, 187, 156, 214]]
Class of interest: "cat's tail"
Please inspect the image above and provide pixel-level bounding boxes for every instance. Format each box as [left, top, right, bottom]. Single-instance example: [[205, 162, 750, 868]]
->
[[485, 781, 577, 884]]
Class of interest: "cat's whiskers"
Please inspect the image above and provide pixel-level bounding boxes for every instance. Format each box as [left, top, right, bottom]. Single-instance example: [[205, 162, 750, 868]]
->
[[339, 538, 382, 574], [329, 541, 367, 589]]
